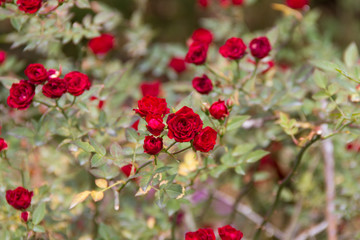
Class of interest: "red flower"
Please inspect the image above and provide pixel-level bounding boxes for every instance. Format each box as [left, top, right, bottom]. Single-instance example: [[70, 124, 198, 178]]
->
[[232, 0, 244, 5], [286, 0, 308, 9], [143, 136, 163, 155], [130, 119, 140, 131], [198, 0, 209, 8], [193, 127, 217, 152], [140, 80, 161, 97], [42, 78, 67, 99], [185, 228, 216, 240], [0, 50, 6, 64], [191, 28, 213, 45], [209, 100, 229, 119], [6, 187, 33, 210], [25, 63, 48, 85], [120, 164, 137, 177], [16, 0, 42, 14], [134, 96, 170, 119], [218, 225, 243, 240], [185, 42, 208, 65], [192, 74, 213, 95], [0, 138, 8, 151], [21, 211, 29, 222], [64, 71, 91, 96], [7, 80, 35, 110], [88, 33, 115, 55], [249, 36, 271, 59], [146, 116, 165, 136], [219, 37, 247, 60], [169, 57, 187, 74], [167, 106, 203, 142]]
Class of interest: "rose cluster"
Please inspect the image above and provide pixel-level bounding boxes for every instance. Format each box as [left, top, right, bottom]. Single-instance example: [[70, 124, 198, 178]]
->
[[7, 63, 91, 110], [6, 187, 34, 222], [186, 225, 243, 240], [16, 0, 43, 14], [133, 96, 218, 156]]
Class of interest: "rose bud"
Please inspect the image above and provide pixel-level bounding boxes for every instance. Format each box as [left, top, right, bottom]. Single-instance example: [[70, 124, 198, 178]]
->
[[193, 127, 217, 152], [16, 0, 42, 14], [143, 136, 163, 155], [191, 28, 213, 45], [201, 102, 210, 113], [130, 119, 140, 131], [98, 100, 105, 110], [7, 80, 35, 110], [88, 33, 115, 55], [42, 78, 67, 99], [185, 42, 209, 65], [0, 50, 6, 65], [185, 228, 216, 240], [209, 100, 229, 119], [146, 116, 165, 136], [0, 138, 8, 152], [249, 36, 272, 59], [286, 0, 308, 9], [140, 80, 161, 97], [120, 164, 137, 177], [64, 71, 91, 96], [167, 106, 203, 142], [25, 63, 49, 85], [192, 74, 213, 95], [232, 0, 244, 5], [169, 57, 187, 74], [198, 0, 209, 8], [21, 211, 29, 222], [219, 37, 247, 60], [134, 95, 170, 119], [218, 225, 244, 240], [6, 187, 33, 210]]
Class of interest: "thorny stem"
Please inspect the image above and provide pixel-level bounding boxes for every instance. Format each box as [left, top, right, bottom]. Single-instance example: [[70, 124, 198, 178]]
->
[[205, 63, 231, 83], [172, 146, 192, 155], [166, 141, 177, 151]]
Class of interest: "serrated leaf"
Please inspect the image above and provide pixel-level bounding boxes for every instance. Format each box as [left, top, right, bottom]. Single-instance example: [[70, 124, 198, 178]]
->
[[313, 70, 327, 89], [246, 150, 269, 163], [110, 142, 122, 158], [232, 143, 256, 157], [125, 128, 139, 143], [344, 42, 359, 68], [155, 166, 172, 173], [74, 140, 95, 153], [226, 115, 250, 131], [313, 90, 329, 100], [90, 138, 106, 156], [165, 184, 185, 199], [32, 202, 46, 225], [91, 154, 106, 168], [69, 191, 91, 209], [91, 191, 104, 202], [139, 173, 153, 191], [95, 179, 108, 188], [327, 83, 339, 96]]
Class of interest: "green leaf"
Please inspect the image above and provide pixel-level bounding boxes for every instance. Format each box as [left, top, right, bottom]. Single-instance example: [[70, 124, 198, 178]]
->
[[344, 42, 359, 68], [313, 70, 327, 89], [89, 138, 106, 156], [74, 140, 95, 153], [76, 0, 91, 8], [310, 60, 338, 73], [313, 90, 329, 100], [245, 150, 269, 163], [32, 202, 46, 225], [33, 225, 45, 233], [165, 184, 184, 199], [232, 143, 256, 157], [125, 128, 139, 143], [155, 166, 172, 173], [327, 83, 339, 96], [91, 154, 106, 168], [226, 115, 250, 131], [139, 173, 153, 191], [235, 165, 245, 175], [110, 142, 123, 158]]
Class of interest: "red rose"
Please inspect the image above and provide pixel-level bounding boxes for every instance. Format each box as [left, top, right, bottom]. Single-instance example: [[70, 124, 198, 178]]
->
[[0, 50, 6, 64], [16, 0, 42, 14], [219, 37, 247, 60], [232, 0, 244, 5], [0, 0, 5, 6], [7, 80, 35, 110], [134, 96, 170, 119], [0, 138, 8, 151], [185, 42, 209, 65], [191, 28, 213, 45], [21, 211, 29, 222], [249, 36, 272, 59], [143, 136, 163, 155], [185, 228, 216, 240], [64, 71, 91, 96], [193, 127, 217, 152], [169, 57, 187, 74], [192, 74, 213, 95], [130, 119, 140, 131], [88, 33, 115, 55], [6, 187, 33, 210], [146, 116, 165, 136], [140, 80, 161, 97], [25, 63, 48, 84], [286, 0, 308, 9], [198, 0, 209, 8], [42, 78, 67, 99], [167, 106, 203, 142], [120, 164, 136, 177], [209, 100, 229, 119], [218, 225, 243, 240]]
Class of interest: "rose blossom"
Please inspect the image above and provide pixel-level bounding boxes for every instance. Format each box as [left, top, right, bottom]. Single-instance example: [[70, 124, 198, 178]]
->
[[185, 42, 208, 65], [218, 225, 243, 240], [169, 57, 187, 74], [140, 80, 161, 97], [0, 50, 6, 64], [25, 63, 48, 84], [191, 28, 213, 45], [146, 116, 165, 136], [134, 96, 170, 119], [120, 164, 137, 177], [130, 119, 140, 131], [167, 106, 203, 142], [0, 138, 8, 151], [42, 78, 67, 98], [64, 71, 91, 96], [209, 100, 229, 119], [198, 0, 209, 8], [185, 228, 216, 240], [6, 187, 33, 210], [143, 136, 163, 155], [192, 74, 213, 94], [249, 36, 272, 59], [16, 0, 42, 14], [286, 0, 308, 9], [232, 0, 244, 5], [193, 127, 217, 152], [88, 33, 115, 55], [219, 37, 247, 60], [7, 80, 35, 110], [21, 211, 29, 222]]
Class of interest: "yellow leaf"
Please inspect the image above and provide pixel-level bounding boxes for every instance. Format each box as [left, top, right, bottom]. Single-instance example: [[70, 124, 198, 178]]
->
[[147, 217, 156, 229], [95, 179, 108, 188], [69, 191, 91, 209], [135, 186, 151, 196], [176, 185, 186, 200], [178, 151, 199, 176], [91, 191, 104, 202], [272, 3, 303, 20]]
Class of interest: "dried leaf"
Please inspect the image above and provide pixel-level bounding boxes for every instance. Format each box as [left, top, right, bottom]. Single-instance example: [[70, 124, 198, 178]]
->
[[95, 179, 108, 188], [91, 191, 104, 202], [69, 191, 91, 209]]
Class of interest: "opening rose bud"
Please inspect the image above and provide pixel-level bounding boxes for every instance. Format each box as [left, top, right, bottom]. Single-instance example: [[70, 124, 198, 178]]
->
[[146, 116, 165, 136], [209, 100, 229, 120], [21, 211, 29, 222], [185, 42, 209, 65], [169, 57, 187, 74], [143, 136, 163, 155], [0, 138, 8, 151], [249, 36, 272, 59]]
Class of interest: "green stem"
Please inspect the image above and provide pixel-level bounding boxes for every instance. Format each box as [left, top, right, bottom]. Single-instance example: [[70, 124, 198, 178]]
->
[[205, 63, 231, 82], [172, 146, 192, 155], [166, 141, 177, 151]]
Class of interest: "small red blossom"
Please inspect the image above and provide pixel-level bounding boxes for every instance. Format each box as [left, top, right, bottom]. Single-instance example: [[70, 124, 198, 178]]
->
[[286, 0, 308, 9], [169, 57, 187, 74], [21, 211, 29, 222], [146, 116, 165, 136], [0, 50, 6, 64], [185, 228, 216, 240], [143, 136, 163, 155], [120, 164, 137, 177], [6, 187, 33, 210], [64, 71, 91, 96], [185, 42, 209, 65], [191, 28, 213, 45], [249, 36, 272, 59], [192, 74, 213, 95], [130, 119, 140, 131], [16, 0, 42, 14], [232, 0, 244, 5], [7, 80, 35, 110], [42, 78, 67, 99], [134, 96, 170, 119], [198, 0, 209, 8], [25, 63, 49, 85], [218, 225, 243, 240], [140, 80, 161, 97], [219, 37, 247, 60], [0, 138, 8, 151], [88, 33, 115, 55], [193, 127, 217, 152], [209, 100, 229, 120]]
